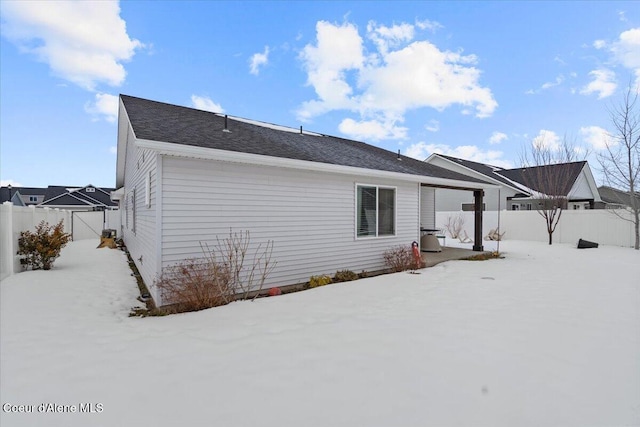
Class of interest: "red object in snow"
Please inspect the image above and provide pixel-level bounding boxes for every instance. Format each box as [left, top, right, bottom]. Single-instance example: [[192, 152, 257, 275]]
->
[[411, 241, 421, 267], [268, 287, 282, 296]]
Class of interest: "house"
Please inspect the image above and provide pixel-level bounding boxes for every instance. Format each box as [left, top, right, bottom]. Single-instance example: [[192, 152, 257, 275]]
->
[[424, 154, 601, 211], [115, 95, 497, 306], [597, 186, 640, 210], [0, 185, 117, 211], [0, 186, 45, 206]]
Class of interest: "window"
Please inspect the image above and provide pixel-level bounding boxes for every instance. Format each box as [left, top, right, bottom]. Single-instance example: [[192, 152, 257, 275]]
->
[[145, 171, 151, 208], [86, 187, 96, 193], [29, 196, 38, 202], [356, 185, 395, 237], [511, 204, 520, 211]]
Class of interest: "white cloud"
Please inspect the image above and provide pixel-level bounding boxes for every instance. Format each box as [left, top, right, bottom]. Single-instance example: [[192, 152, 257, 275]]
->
[[618, 11, 627, 22], [1, 179, 23, 187], [415, 19, 443, 32], [190, 95, 224, 113], [297, 20, 497, 140], [526, 75, 565, 94], [338, 117, 408, 141], [249, 45, 270, 75], [532, 129, 561, 151], [404, 142, 513, 168], [541, 75, 565, 90], [489, 131, 508, 145], [1, 0, 143, 91], [425, 120, 439, 132], [297, 21, 364, 120], [84, 93, 119, 122], [580, 69, 617, 99], [593, 40, 606, 49], [580, 126, 614, 150], [367, 21, 415, 56], [611, 28, 640, 90]]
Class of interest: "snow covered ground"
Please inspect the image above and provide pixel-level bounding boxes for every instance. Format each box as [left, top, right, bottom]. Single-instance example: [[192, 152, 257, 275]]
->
[[1, 239, 639, 426]]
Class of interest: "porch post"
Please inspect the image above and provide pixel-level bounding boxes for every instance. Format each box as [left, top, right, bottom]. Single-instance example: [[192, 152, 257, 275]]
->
[[473, 190, 484, 252]]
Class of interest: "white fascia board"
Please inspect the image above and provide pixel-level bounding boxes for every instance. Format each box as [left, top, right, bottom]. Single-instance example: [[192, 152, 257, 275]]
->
[[111, 187, 125, 201], [115, 99, 132, 188], [135, 138, 497, 191]]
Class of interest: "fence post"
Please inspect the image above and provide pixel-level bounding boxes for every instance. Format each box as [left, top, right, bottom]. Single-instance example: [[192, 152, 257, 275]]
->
[[1, 202, 15, 279]]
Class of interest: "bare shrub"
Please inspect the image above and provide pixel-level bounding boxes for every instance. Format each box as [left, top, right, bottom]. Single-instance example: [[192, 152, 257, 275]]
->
[[156, 259, 231, 312], [383, 245, 417, 272], [202, 229, 276, 301], [443, 214, 465, 239], [157, 229, 276, 313]]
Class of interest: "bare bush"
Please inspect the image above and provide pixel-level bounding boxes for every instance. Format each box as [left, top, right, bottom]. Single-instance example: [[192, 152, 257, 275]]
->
[[202, 230, 276, 301], [383, 245, 420, 272], [156, 230, 276, 313], [444, 214, 465, 239], [156, 259, 231, 312]]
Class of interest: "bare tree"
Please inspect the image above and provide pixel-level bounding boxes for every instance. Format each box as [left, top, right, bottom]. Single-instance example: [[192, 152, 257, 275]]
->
[[520, 137, 588, 245], [597, 83, 640, 250]]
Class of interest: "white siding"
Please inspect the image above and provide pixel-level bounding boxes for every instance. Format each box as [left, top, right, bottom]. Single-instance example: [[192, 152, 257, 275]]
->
[[568, 170, 594, 200], [160, 156, 420, 301], [121, 127, 158, 298], [420, 187, 435, 228]]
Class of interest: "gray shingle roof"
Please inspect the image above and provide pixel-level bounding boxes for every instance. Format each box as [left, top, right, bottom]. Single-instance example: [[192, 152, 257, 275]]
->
[[497, 162, 586, 196], [598, 185, 640, 207], [120, 95, 489, 186], [434, 154, 587, 197], [435, 154, 519, 189]]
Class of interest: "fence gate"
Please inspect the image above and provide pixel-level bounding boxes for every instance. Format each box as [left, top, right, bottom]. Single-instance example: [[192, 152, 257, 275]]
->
[[72, 211, 105, 241]]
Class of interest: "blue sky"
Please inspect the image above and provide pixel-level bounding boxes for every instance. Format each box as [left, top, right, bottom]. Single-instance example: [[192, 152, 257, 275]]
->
[[1, 1, 638, 188]]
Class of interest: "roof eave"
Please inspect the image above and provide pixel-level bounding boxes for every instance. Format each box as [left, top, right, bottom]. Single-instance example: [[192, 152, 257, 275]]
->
[[136, 138, 498, 191], [427, 153, 522, 192]]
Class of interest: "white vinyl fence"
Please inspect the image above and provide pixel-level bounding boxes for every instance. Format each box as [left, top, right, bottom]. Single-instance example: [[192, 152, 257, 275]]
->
[[436, 209, 636, 248], [72, 210, 121, 241], [0, 203, 121, 281]]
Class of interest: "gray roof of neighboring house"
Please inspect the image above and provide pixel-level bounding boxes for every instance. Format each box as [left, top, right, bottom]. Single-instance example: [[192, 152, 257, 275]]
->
[[120, 95, 489, 186], [497, 162, 587, 197], [432, 154, 587, 197], [434, 154, 520, 189], [598, 186, 640, 207], [0, 185, 116, 207]]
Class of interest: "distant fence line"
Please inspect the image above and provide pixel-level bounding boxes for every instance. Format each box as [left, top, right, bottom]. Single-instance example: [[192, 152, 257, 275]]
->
[[0, 203, 121, 281], [436, 209, 636, 248]]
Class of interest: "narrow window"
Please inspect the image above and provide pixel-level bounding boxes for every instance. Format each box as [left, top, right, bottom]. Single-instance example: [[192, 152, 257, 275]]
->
[[145, 171, 151, 208], [131, 188, 136, 234]]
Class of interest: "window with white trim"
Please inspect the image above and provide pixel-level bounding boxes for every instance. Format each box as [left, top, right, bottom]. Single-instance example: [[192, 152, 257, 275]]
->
[[145, 171, 151, 208], [86, 187, 96, 193], [356, 185, 396, 237]]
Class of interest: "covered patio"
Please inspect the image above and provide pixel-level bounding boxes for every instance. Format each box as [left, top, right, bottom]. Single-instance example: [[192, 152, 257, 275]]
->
[[421, 245, 494, 267]]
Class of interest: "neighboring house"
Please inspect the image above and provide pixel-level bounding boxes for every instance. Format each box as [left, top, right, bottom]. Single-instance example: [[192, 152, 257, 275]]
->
[[0, 186, 46, 206], [0, 185, 117, 211], [424, 154, 601, 211], [597, 186, 640, 210], [115, 94, 496, 306]]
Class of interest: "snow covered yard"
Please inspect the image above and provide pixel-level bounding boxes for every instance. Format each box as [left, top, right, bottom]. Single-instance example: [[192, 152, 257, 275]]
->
[[1, 239, 639, 427]]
